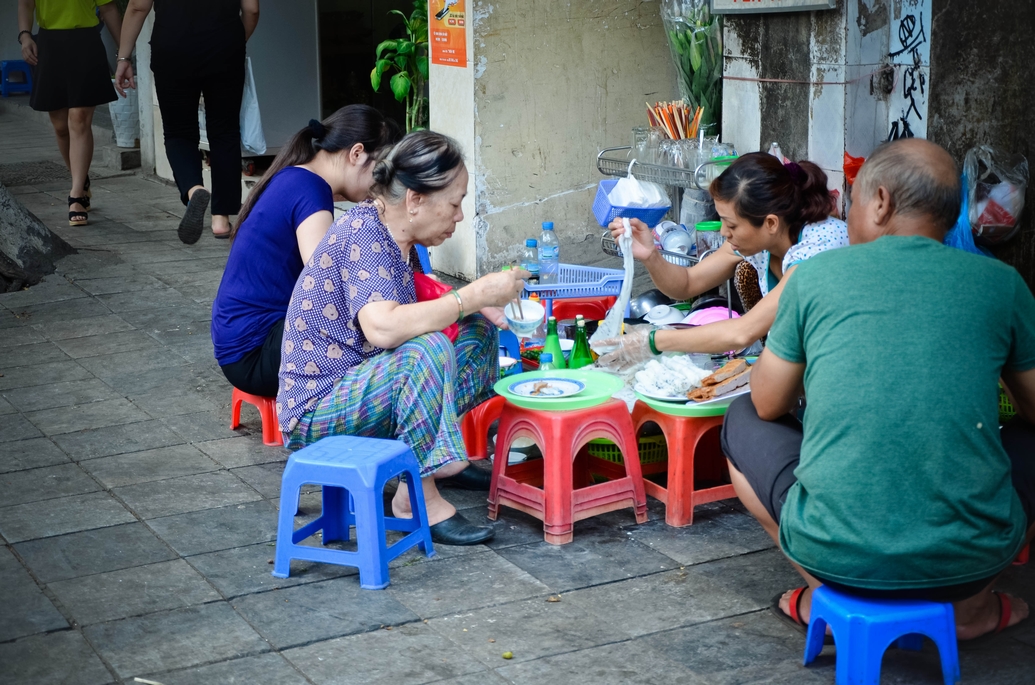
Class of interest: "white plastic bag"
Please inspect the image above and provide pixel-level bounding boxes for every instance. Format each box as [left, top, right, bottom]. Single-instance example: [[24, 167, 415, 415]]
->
[[608, 161, 670, 208], [240, 57, 267, 155], [964, 145, 1028, 245], [591, 218, 635, 350]]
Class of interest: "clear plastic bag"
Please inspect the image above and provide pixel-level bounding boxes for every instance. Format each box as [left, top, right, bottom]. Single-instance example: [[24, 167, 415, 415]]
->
[[964, 146, 1028, 245]]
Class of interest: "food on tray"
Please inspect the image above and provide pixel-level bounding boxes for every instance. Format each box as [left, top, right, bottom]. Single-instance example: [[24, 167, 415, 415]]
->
[[688, 361, 751, 401], [530, 381, 551, 396], [701, 358, 748, 386], [634, 356, 712, 398]]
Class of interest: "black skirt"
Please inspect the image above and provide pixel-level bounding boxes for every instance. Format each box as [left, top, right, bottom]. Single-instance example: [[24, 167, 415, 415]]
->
[[30, 27, 117, 112]]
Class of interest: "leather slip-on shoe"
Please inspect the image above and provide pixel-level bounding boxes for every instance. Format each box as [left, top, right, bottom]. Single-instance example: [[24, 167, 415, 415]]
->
[[430, 511, 495, 545], [437, 464, 492, 491]]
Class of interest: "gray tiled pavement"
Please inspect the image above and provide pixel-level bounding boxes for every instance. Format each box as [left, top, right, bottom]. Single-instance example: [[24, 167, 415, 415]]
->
[[3, 106, 1035, 684]]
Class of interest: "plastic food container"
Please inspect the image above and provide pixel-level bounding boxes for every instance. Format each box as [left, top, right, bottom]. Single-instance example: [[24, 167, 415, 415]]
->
[[695, 220, 725, 256]]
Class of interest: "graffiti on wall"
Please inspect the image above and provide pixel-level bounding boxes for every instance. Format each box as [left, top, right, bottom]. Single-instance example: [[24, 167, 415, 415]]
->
[[887, 0, 931, 141]]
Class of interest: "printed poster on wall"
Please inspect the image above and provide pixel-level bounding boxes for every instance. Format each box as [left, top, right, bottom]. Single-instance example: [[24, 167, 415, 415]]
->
[[430, 0, 467, 68]]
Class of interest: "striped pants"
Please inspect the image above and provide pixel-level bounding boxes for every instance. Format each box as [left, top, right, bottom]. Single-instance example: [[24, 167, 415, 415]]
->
[[286, 316, 500, 477]]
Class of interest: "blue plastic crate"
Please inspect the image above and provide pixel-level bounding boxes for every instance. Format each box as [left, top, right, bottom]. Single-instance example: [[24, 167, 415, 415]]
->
[[592, 179, 671, 228], [523, 263, 624, 301]]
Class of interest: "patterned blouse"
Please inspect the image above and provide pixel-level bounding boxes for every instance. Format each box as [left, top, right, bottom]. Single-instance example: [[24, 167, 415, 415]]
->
[[277, 202, 416, 433], [741, 218, 849, 297]]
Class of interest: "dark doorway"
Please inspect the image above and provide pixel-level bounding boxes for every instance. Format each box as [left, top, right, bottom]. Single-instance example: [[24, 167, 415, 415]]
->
[[318, 0, 411, 127]]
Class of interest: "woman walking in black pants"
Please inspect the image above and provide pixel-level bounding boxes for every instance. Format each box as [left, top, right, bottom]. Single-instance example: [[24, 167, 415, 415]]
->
[[116, 0, 260, 243]]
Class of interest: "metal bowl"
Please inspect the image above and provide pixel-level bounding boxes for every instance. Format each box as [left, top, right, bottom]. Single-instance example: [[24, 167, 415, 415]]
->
[[629, 289, 674, 319]]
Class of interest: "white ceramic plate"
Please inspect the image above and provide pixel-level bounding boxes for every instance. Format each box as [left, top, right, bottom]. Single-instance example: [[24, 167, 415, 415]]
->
[[687, 386, 751, 406], [499, 356, 519, 368], [633, 384, 692, 403], [508, 378, 586, 398]]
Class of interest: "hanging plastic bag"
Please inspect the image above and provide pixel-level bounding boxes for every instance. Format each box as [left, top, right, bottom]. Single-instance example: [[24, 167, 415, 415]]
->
[[608, 161, 670, 209], [944, 170, 990, 257], [240, 57, 267, 156], [964, 146, 1028, 245]]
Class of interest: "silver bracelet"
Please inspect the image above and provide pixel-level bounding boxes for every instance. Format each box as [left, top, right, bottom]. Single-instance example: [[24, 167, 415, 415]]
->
[[117, 56, 132, 63]]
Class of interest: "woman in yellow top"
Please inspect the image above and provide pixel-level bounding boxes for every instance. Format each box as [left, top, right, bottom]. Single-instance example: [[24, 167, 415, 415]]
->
[[17, 0, 122, 227]]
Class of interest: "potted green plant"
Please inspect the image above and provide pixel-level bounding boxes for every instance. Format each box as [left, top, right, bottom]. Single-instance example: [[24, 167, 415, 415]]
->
[[370, 1, 429, 133]]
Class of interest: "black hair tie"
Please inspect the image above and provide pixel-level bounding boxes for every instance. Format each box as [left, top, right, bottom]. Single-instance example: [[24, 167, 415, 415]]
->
[[308, 119, 326, 139], [784, 161, 807, 185]]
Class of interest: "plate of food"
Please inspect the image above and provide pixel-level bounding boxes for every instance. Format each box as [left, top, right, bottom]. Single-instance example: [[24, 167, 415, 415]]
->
[[686, 358, 752, 404], [633, 385, 693, 403], [508, 377, 586, 398]]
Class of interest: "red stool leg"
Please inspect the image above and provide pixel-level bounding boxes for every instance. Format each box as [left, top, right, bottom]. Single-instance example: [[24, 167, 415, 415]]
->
[[1015, 543, 1030, 566], [230, 388, 244, 430], [542, 412, 576, 545], [258, 397, 283, 447], [661, 416, 721, 527]]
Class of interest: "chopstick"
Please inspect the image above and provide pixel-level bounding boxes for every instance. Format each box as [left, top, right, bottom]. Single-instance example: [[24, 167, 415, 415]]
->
[[645, 101, 704, 141]]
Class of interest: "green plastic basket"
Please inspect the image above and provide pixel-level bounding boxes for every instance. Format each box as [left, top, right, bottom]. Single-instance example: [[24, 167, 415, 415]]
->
[[587, 435, 668, 465], [1000, 386, 1016, 423]]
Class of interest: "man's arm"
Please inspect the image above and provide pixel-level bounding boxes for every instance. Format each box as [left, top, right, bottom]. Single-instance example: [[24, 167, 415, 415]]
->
[[241, 0, 259, 41], [750, 348, 805, 421], [1002, 367, 1035, 424]]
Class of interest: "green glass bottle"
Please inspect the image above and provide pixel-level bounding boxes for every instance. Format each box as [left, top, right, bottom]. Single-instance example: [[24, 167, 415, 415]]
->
[[569, 316, 595, 369], [542, 316, 567, 370]]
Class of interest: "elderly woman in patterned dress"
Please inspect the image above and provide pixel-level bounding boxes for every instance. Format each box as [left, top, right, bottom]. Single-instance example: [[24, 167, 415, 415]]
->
[[276, 131, 528, 546]]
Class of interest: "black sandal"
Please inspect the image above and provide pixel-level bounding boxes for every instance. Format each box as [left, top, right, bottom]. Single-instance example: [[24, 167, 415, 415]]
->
[[68, 196, 89, 226]]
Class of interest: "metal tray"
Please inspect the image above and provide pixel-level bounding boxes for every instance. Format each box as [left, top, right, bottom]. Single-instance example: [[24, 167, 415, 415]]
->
[[597, 146, 730, 191], [599, 232, 697, 268]]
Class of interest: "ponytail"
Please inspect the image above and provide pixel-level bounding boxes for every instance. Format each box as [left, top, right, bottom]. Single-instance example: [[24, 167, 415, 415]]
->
[[232, 105, 402, 239]]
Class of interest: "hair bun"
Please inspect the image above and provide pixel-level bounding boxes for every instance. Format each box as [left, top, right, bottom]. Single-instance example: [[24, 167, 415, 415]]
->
[[308, 119, 326, 139], [784, 161, 808, 185], [372, 157, 395, 186]]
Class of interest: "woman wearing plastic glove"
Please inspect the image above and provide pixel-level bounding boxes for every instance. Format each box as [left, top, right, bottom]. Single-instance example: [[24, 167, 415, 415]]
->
[[598, 152, 848, 370], [277, 131, 528, 545]]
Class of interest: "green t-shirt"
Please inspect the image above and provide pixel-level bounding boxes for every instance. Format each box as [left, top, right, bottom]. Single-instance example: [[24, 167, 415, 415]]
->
[[35, 0, 112, 30], [768, 235, 1035, 590]]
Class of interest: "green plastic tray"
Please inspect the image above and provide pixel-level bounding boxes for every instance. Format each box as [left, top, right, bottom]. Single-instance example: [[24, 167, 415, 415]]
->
[[494, 369, 624, 411], [634, 391, 733, 417]]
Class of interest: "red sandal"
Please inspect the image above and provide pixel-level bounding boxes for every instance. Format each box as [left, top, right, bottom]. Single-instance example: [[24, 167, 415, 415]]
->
[[770, 586, 835, 645]]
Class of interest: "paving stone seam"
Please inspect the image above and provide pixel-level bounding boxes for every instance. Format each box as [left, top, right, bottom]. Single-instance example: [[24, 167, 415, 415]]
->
[[141, 651, 320, 685]]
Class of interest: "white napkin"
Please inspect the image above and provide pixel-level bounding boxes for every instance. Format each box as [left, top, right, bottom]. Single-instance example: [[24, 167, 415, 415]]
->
[[591, 218, 634, 349]]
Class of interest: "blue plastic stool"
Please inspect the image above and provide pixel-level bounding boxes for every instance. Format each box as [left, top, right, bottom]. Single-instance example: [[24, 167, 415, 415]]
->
[[499, 329, 522, 376], [272, 436, 435, 589], [1, 60, 33, 98], [805, 585, 960, 685]]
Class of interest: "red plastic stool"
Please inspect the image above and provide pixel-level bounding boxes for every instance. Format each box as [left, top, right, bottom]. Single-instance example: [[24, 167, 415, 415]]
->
[[630, 400, 735, 527], [230, 388, 283, 446], [461, 395, 506, 461], [1014, 543, 1030, 566], [489, 398, 647, 544]]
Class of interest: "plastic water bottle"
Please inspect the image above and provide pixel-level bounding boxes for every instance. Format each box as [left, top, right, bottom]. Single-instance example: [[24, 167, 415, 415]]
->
[[522, 238, 539, 285], [539, 352, 557, 372], [538, 222, 559, 285]]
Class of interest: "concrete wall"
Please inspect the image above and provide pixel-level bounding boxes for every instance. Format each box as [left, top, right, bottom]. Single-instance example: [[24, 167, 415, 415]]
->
[[431, 0, 677, 280], [928, 0, 1034, 290], [2, 4, 26, 62]]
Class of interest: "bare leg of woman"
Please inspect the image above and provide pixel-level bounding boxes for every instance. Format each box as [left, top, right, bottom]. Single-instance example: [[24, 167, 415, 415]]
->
[[66, 106, 95, 209], [391, 472, 460, 526], [48, 109, 71, 170]]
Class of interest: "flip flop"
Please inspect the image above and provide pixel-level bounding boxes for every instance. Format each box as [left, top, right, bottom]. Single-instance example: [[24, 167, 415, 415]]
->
[[770, 587, 835, 645], [964, 591, 1025, 647]]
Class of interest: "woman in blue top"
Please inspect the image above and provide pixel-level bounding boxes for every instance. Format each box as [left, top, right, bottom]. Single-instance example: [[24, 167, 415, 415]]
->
[[212, 105, 402, 396], [598, 153, 848, 369]]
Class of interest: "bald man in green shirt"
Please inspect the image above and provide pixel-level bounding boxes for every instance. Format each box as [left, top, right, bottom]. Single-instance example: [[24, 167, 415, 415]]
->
[[722, 138, 1035, 642]]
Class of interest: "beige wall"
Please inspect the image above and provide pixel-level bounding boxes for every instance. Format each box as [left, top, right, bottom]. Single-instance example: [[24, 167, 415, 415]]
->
[[431, 0, 677, 279]]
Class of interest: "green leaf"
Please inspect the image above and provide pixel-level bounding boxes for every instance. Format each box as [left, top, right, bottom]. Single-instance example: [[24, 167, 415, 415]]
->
[[376, 40, 400, 60], [390, 72, 412, 102], [416, 55, 429, 79], [397, 41, 415, 56], [395, 54, 408, 71]]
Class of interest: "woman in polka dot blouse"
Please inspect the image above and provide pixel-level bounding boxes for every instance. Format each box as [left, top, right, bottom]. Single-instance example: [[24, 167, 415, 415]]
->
[[277, 131, 528, 546], [597, 152, 849, 369]]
